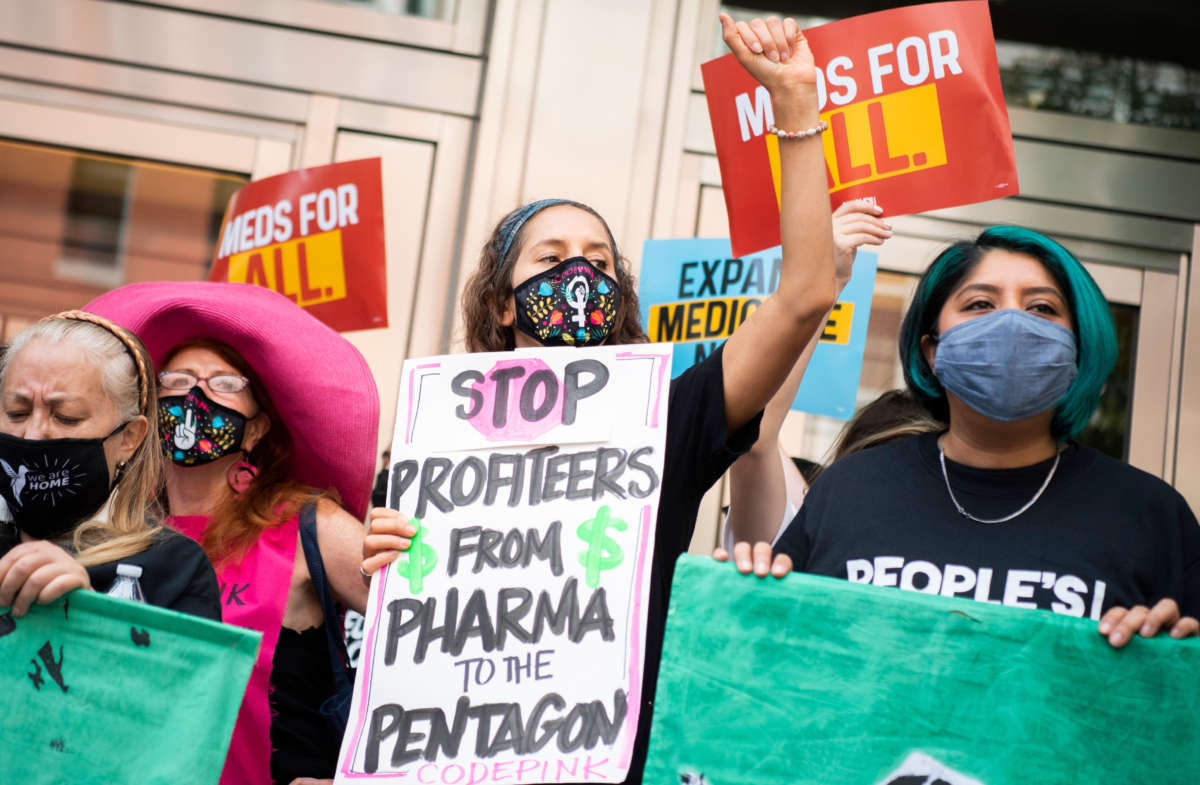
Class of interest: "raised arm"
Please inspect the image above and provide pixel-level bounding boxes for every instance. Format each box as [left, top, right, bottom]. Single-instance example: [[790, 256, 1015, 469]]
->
[[726, 200, 891, 543], [725, 336, 816, 545], [719, 14, 838, 432]]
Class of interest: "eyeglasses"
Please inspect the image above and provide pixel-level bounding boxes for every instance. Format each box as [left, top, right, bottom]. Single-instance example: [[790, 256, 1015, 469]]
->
[[157, 370, 250, 395]]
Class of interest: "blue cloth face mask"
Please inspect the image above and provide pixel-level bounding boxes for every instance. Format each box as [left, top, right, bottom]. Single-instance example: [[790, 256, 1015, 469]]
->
[[932, 309, 1078, 422]]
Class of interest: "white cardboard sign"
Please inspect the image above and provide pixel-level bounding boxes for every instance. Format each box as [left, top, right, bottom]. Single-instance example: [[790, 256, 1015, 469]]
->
[[337, 345, 673, 784]]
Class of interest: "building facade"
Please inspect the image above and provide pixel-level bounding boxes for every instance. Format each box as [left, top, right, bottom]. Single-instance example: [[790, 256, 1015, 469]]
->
[[2, 0, 1198, 546]]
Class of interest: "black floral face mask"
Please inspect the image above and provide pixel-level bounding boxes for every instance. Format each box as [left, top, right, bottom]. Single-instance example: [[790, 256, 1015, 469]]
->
[[512, 257, 621, 347], [158, 386, 247, 466]]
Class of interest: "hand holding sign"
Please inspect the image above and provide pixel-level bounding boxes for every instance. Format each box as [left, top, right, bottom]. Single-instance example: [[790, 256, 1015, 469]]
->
[[712, 539, 793, 578], [361, 507, 416, 578], [831, 199, 891, 284], [0, 540, 91, 617], [704, 1, 1019, 257]]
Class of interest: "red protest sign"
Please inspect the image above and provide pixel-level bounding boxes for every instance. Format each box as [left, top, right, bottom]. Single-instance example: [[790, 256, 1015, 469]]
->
[[702, 0, 1017, 257], [209, 158, 387, 332]]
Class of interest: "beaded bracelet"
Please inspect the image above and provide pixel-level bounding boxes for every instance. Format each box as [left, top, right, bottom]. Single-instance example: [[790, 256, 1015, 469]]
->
[[767, 120, 829, 139]]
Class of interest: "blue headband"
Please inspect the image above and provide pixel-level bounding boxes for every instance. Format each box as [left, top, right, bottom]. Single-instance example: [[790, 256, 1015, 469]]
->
[[496, 198, 585, 268]]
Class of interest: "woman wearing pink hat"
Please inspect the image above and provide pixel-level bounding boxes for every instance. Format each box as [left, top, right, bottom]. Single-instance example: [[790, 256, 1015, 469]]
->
[[88, 282, 380, 785], [364, 14, 839, 784]]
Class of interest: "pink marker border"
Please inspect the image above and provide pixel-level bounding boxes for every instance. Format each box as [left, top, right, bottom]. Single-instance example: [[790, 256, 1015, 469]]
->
[[615, 350, 671, 428], [618, 503, 655, 771], [343, 352, 667, 780], [341, 562, 393, 778], [404, 362, 443, 446]]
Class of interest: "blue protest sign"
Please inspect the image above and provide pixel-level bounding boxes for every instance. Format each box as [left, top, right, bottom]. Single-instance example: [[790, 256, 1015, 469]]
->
[[638, 238, 877, 419]]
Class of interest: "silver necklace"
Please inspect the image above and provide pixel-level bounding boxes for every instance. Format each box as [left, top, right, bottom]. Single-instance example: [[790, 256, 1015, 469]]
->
[[938, 441, 1060, 524]]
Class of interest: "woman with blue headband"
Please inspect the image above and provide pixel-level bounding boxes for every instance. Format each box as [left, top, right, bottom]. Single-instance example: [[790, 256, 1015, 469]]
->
[[723, 226, 1200, 648], [364, 14, 841, 783]]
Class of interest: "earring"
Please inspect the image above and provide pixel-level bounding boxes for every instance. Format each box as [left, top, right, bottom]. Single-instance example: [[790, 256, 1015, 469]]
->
[[227, 456, 258, 493], [113, 460, 129, 483]]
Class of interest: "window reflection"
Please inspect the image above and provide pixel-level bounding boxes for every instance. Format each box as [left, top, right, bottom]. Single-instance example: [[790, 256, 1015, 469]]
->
[[717, 5, 1200, 130], [0, 139, 246, 341], [998, 42, 1200, 131], [315, 0, 453, 20], [59, 157, 129, 288]]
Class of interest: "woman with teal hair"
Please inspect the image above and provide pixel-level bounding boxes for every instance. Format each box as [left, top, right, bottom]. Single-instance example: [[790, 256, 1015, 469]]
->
[[724, 225, 1200, 648]]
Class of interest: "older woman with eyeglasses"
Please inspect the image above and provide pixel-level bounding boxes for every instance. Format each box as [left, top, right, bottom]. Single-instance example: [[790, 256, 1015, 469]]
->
[[88, 282, 380, 785]]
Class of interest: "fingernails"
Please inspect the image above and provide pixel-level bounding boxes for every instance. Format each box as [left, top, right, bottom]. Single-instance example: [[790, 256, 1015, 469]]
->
[[751, 42, 763, 54], [755, 559, 768, 573], [766, 49, 780, 62], [1170, 628, 1183, 638], [737, 558, 751, 572], [1098, 621, 1110, 634], [1140, 623, 1154, 637], [1109, 631, 1125, 646], [403, 525, 417, 537], [883, 222, 893, 230]]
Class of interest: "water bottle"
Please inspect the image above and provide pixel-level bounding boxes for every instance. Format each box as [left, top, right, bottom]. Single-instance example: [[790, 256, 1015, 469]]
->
[[107, 563, 146, 603]]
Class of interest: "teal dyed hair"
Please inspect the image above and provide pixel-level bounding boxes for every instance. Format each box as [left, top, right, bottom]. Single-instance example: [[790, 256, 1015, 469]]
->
[[898, 226, 1118, 440]]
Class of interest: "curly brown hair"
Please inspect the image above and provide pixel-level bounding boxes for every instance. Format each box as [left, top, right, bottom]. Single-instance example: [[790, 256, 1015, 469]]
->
[[462, 200, 648, 352]]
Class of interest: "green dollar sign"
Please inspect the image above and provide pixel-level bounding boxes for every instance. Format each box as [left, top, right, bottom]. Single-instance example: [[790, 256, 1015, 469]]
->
[[576, 505, 627, 588], [393, 517, 437, 594]]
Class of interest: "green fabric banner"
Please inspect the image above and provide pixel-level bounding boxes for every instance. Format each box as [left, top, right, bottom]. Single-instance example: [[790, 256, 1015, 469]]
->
[[645, 555, 1200, 785], [1, 589, 259, 785]]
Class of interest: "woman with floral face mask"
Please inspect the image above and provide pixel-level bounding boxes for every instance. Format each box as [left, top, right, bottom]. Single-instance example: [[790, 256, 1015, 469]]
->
[[365, 14, 841, 784], [726, 226, 1200, 648], [0, 312, 219, 620], [88, 282, 379, 785]]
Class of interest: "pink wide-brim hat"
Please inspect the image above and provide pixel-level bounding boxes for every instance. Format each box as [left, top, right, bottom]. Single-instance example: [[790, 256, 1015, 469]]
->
[[86, 281, 379, 520]]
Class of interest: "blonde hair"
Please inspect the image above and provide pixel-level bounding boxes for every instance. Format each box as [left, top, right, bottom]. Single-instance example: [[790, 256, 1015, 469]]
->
[[0, 314, 165, 566]]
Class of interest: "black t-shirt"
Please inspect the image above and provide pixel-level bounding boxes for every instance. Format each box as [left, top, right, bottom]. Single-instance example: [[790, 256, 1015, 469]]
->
[[86, 527, 222, 621], [270, 623, 338, 784], [776, 432, 1200, 619], [371, 468, 388, 509], [620, 345, 762, 783]]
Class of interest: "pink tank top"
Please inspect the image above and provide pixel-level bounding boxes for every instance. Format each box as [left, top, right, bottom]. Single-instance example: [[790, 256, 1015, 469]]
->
[[170, 514, 298, 785]]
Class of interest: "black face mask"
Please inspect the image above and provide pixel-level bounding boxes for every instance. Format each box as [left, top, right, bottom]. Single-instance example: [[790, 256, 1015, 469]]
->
[[158, 387, 248, 467], [0, 424, 126, 540], [512, 257, 621, 347]]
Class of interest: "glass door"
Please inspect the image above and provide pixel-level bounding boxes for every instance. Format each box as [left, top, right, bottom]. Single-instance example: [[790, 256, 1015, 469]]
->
[[0, 96, 293, 338], [0, 139, 247, 339]]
